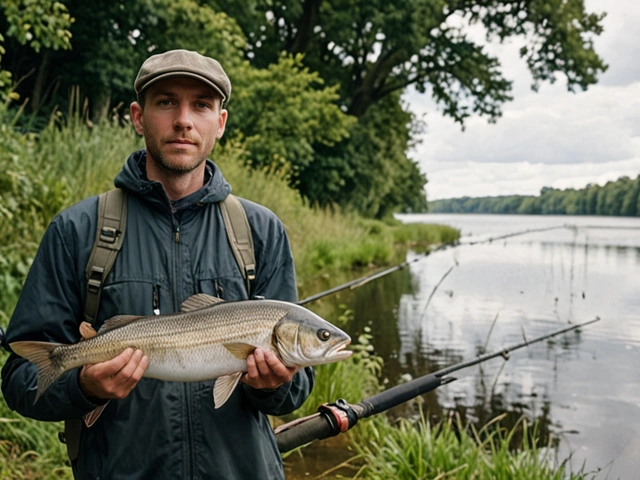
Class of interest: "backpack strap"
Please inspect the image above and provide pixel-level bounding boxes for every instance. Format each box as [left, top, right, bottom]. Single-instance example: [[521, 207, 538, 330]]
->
[[219, 194, 256, 298], [64, 189, 127, 461], [84, 188, 127, 324]]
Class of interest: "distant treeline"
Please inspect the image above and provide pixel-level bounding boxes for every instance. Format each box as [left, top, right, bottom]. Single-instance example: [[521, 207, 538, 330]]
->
[[428, 174, 640, 216]]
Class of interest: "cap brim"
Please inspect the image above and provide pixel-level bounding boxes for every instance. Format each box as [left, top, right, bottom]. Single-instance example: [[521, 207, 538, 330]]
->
[[138, 72, 227, 103]]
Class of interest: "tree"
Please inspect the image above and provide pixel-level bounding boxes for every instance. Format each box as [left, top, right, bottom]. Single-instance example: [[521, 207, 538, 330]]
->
[[620, 176, 640, 217], [211, 0, 606, 123], [225, 53, 356, 178], [1, 0, 247, 117], [297, 91, 428, 217], [206, 0, 606, 215], [428, 175, 640, 217], [0, 0, 73, 103]]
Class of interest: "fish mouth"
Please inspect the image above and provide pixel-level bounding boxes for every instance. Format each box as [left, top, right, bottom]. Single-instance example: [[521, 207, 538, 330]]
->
[[327, 338, 353, 360]]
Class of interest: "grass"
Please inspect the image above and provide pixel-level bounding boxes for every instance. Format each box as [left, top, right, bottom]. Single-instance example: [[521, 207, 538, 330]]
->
[[353, 413, 594, 480]]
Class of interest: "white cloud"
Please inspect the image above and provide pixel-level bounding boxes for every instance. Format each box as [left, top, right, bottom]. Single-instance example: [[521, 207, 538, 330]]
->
[[408, 0, 640, 200], [426, 158, 640, 200]]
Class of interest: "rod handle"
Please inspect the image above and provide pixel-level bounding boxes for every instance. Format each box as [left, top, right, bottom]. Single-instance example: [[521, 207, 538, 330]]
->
[[276, 413, 336, 453]]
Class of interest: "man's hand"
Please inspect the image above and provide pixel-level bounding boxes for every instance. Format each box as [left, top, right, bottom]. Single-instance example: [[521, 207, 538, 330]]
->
[[79, 348, 149, 401], [240, 348, 298, 391]]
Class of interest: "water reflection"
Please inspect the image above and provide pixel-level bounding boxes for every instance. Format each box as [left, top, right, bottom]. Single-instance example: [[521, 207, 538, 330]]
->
[[301, 214, 640, 479]]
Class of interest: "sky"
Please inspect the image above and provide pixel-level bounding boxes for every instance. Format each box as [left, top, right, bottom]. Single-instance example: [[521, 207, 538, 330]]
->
[[407, 0, 640, 201]]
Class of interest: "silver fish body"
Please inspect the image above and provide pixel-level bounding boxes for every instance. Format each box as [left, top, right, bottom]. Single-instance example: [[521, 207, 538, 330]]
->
[[10, 294, 352, 408]]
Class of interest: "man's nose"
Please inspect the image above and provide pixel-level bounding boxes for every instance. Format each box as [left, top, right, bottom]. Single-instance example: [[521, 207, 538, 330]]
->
[[173, 103, 193, 129]]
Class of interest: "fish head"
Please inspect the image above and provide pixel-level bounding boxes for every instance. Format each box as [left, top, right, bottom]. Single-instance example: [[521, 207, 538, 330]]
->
[[273, 310, 352, 367]]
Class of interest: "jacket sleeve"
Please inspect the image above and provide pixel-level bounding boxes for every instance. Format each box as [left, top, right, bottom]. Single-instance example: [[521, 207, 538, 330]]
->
[[1, 214, 102, 421], [242, 216, 315, 415]]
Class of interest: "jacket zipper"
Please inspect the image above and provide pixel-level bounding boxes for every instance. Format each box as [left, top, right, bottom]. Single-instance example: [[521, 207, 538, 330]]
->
[[170, 217, 195, 478], [153, 284, 160, 315], [186, 386, 196, 479], [214, 279, 224, 299]]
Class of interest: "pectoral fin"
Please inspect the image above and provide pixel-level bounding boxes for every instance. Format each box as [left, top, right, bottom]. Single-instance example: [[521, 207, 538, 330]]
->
[[223, 342, 257, 359], [83, 402, 110, 427], [213, 372, 243, 409], [79, 321, 97, 340]]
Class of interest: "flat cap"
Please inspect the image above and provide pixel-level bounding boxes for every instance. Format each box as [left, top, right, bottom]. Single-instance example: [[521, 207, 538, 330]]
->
[[134, 49, 231, 104]]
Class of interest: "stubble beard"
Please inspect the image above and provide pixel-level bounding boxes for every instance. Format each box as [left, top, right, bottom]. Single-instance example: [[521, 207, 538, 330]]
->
[[145, 137, 208, 176]]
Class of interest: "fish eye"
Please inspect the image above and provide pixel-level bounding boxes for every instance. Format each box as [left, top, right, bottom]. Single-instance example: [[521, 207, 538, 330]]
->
[[317, 329, 331, 341]]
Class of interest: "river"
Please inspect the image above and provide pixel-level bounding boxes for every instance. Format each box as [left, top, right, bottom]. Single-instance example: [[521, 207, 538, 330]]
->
[[293, 214, 640, 479]]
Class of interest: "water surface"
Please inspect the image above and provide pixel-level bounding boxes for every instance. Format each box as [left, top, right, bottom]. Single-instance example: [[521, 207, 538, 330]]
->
[[303, 214, 640, 479]]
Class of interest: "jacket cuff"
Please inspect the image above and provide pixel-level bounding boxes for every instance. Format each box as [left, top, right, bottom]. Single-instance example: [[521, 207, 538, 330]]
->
[[66, 368, 108, 411], [244, 382, 291, 402]]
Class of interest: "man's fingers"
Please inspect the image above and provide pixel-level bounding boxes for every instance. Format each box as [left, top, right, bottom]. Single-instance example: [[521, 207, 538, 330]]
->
[[253, 348, 272, 377], [80, 349, 148, 400], [113, 350, 148, 387], [240, 348, 298, 390], [263, 351, 296, 379], [90, 348, 136, 377]]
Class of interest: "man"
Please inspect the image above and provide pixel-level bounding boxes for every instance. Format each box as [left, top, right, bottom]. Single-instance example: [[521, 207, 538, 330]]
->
[[1, 49, 314, 479]]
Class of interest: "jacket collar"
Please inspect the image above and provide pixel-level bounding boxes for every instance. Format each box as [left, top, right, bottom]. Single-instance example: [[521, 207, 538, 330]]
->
[[114, 149, 232, 210]]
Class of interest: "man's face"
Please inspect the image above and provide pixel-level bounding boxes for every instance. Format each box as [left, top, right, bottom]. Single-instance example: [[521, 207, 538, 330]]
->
[[131, 77, 227, 175]]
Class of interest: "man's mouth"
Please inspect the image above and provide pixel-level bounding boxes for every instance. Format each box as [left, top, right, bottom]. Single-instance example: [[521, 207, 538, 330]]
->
[[168, 139, 195, 146]]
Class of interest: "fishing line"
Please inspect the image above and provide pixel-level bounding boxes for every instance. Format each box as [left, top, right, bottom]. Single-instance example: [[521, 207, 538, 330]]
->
[[298, 221, 634, 306], [299, 224, 568, 305]]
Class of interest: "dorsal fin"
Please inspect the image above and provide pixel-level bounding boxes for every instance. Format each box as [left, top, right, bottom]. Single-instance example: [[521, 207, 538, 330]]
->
[[181, 293, 225, 312], [97, 315, 146, 335]]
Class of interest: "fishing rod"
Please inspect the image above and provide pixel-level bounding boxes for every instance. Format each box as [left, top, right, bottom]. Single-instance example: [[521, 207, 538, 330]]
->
[[274, 317, 600, 453], [297, 223, 580, 306], [297, 243, 451, 305], [463, 225, 567, 245]]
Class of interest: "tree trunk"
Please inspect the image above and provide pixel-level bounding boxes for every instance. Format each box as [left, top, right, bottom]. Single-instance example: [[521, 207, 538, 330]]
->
[[31, 51, 51, 113], [287, 0, 321, 55], [348, 49, 407, 117]]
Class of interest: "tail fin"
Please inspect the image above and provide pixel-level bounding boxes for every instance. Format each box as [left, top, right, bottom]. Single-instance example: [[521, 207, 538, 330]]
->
[[10, 341, 66, 404]]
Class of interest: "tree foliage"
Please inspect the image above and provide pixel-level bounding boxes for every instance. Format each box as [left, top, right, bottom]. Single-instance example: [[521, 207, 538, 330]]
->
[[0, 0, 73, 101], [211, 0, 606, 122], [298, 92, 428, 217], [226, 53, 355, 176], [0, 0, 607, 217], [207, 0, 606, 216], [428, 175, 640, 217]]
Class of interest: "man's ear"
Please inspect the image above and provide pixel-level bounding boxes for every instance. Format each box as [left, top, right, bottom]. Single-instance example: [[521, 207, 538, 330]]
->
[[216, 109, 228, 140], [130, 102, 144, 135]]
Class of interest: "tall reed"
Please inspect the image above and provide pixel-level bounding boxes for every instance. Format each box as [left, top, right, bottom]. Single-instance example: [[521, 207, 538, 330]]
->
[[354, 413, 594, 480]]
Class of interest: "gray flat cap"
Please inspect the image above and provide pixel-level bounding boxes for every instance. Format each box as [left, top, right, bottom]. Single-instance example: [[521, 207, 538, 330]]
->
[[134, 49, 231, 104]]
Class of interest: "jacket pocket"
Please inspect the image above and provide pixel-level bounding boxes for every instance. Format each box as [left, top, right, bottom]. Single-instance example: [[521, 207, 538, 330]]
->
[[198, 277, 248, 301], [98, 280, 165, 325]]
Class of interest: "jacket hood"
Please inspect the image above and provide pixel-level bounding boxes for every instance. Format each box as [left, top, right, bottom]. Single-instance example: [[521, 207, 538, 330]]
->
[[114, 149, 232, 208]]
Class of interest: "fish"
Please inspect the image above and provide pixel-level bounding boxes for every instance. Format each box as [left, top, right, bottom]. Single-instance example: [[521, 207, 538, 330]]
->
[[9, 294, 352, 412]]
